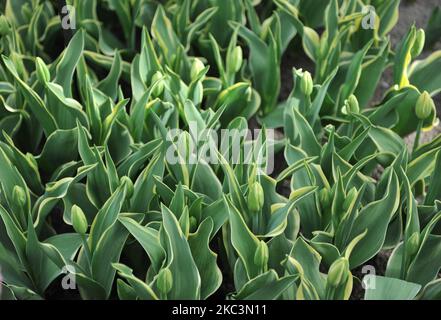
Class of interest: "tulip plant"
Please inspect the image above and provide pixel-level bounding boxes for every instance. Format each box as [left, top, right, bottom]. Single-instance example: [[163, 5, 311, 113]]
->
[[1, 0, 441, 301]]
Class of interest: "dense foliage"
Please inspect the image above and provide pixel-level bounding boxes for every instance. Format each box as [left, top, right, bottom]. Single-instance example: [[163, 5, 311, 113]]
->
[[0, 0, 441, 300]]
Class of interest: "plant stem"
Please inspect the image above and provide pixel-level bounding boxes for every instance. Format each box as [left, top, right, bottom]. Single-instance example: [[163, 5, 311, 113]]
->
[[81, 234, 93, 274], [252, 214, 259, 234], [348, 119, 354, 138], [413, 120, 423, 153]]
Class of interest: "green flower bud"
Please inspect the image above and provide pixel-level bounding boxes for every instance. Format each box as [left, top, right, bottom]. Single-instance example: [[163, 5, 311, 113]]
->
[[411, 29, 425, 58], [157, 268, 173, 296], [327, 257, 349, 288], [71, 205, 88, 235], [406, 232, 420, 257], [247, 181, 264, 212], [151, 71, 164, 97], [300, 71, 313, 96], [35, 57, 50, 84], [343, 187, 357, 211], [26, 153, 38, 169], [120, 176, 134, 199], [342, 94, 360, 115], [12, 186, 27, 209], [254, 240, 269, 272], [0, 15, 10, 36], [230, 46, 243, 73], [416, 91, 435, 120], [190, 58, 205, 80], [348, 94, 360, 113]]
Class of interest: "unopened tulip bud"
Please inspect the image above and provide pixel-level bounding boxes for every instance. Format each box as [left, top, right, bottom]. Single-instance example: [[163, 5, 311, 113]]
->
[[191, 58, 205, 80], [411, 29, 425, 58], [12, 186, 26, 209], [0, 15, 10, 36], [254, 240, 269, 272], [71, 205, 88, 235], [230, 46, 243, 73], [151, 71, 164, 96], [343, 94, 360, 115], [300, 71, 313, 96], [26, 153, 38, 169], [248, 181, 264, 212], [157, 268, 173, 297], [327, 257, 349, 288], [416, 91, 435, 120]]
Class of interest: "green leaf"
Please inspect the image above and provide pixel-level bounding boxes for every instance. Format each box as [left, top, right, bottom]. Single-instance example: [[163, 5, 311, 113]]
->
[[418, 278, 441, 300], [0, 146, 31, 226], [377, 0, 400, 37], [339, 40, 373, 105], [33, 164, 96, 229], [97, 51, 122, 100], [354, 41, 389, 108], [425, 7, 441, 47], [235, 22, 280, 114], [191, 159, 222, 202], [89, 180, 128, 252], [151, 5, 181, 65], [161, 204, 201, 299], [409, 51, 441, 96], [264, 186, 317, 237], [113, 263, 158, 300], [91, 220, 128, 298], [188, 218, 222, 299], [284, 105, 321, 156], [407, 147, 440, 186], [36, 128, 78, 176], [131, 152, 164, 213], [227, 197, 261, 279], [45, 82, 89, 130], [54, 30, 85, 97], [119, 217, 165, 275], [105, 0, 132, 41], [2, 56, 57, 135], [288, 238, 325, 299], [347, 170, 400, 268], [233, 270, 296, 300], [364, 276, 421, 300], [425, 150, 441, 204]]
